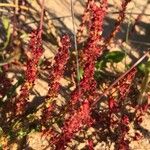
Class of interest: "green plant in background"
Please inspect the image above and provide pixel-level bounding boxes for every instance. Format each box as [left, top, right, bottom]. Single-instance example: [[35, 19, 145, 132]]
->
[[0, 16, 12, 51], [77, 66, 84, 81], [17, 129, 28, 139], [138, 59, 150, 105], [95, 51, 125, 78]]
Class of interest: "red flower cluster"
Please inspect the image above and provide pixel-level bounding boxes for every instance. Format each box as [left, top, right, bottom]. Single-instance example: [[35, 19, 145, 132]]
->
[[53, 3, 108, 147], [41, 35, 70, 126], [77, 0, 93, 43], [25, 30, 43, 83], [15, 30, 43, 116], [107, 69, 137, 148], [47, 35, 70, 98], [70, 62, 95, 106], [118, 115, 130, 150], [117, 68, 137, 100], [55, 100, 92, 149], [104, 0, 131, 46], [70, 0, 108, 108], [82, 1, 107, 62]]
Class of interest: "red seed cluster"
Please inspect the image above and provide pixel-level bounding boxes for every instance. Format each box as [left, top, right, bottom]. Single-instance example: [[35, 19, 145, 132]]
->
[[82, 1, 107, 62], [41, 35, 70, 125], [70, 1, 108, 108], [117, 68, 137, 100], [104, 0, 131, 46], [77, 0, 94, 43], [55, 100, 92, 149], [15, 30, 43, 116], [47, 35, 70, 98]]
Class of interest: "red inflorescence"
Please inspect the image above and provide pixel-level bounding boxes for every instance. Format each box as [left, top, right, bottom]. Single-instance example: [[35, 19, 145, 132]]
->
[[41, 35, 70, 126], [104, 0, 131, 46], [70, 0, 108, 108], [15, 30, 43, 116], [53, 1, 108, 148], [25, 30, 43, 83], [77, 0, 94, 43], [82, 1, 107, 62], [118, 68, 137, 100], [55, 100, 92, 149], [47, 35, 70, 98], [70, 62, 95, 106]]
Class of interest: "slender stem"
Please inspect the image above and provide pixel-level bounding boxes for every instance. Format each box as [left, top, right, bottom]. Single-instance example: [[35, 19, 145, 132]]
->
[[70, 0, 80, 87], [129, 40, 150, 46], [91, 51, 149, 107], [39, 0, 45, 34]]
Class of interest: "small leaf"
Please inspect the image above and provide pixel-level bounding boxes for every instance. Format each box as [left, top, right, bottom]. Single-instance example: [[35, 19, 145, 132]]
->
[[138, 63, 146, 73], [94, 71, 102, 79], [2, 17, 9, 30], [77, 67, 84, 81], [104, 51, 125, 63], [138, 61, 150, 74], [20, 31, 30, 43], [95, 60, 106, 70], [0, 17, 12, 51], [0, 127, 3, 135], [18, 129, 27, 139], [145, 61, 150, 72]]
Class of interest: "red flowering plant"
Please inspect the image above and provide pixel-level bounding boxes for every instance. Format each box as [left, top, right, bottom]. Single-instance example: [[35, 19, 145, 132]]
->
[[14, 30, 43, 116], [41, 35, 71, 127], [0, 0, 149, 149]]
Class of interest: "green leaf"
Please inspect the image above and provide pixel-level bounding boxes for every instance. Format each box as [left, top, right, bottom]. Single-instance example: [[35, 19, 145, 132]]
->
[[20, 31, 30, 43], [2, 17, 9, 30], [0, 17, 12, 51], [8, 130, 15, 140], [0, 127, 3, 136], [0, 144, 2, 150], [95, 60, 106, 70], [77, 67, 84, 81], [145, 61, 150, 72], [138, 63, 145, 73], [104, 51, 125, 63], [17, 129, 27, 139], [94, 71, 102, 79], [138, 61, 150, 74]]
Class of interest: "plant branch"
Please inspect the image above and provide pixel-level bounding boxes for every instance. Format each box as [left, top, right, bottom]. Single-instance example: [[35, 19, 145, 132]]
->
[[92, 51, 149, 107]]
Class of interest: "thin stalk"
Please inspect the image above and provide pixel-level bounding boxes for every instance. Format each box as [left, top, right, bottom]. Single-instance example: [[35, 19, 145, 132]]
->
[[39, 0, 45, 34], [70, 0, 80, 87]]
